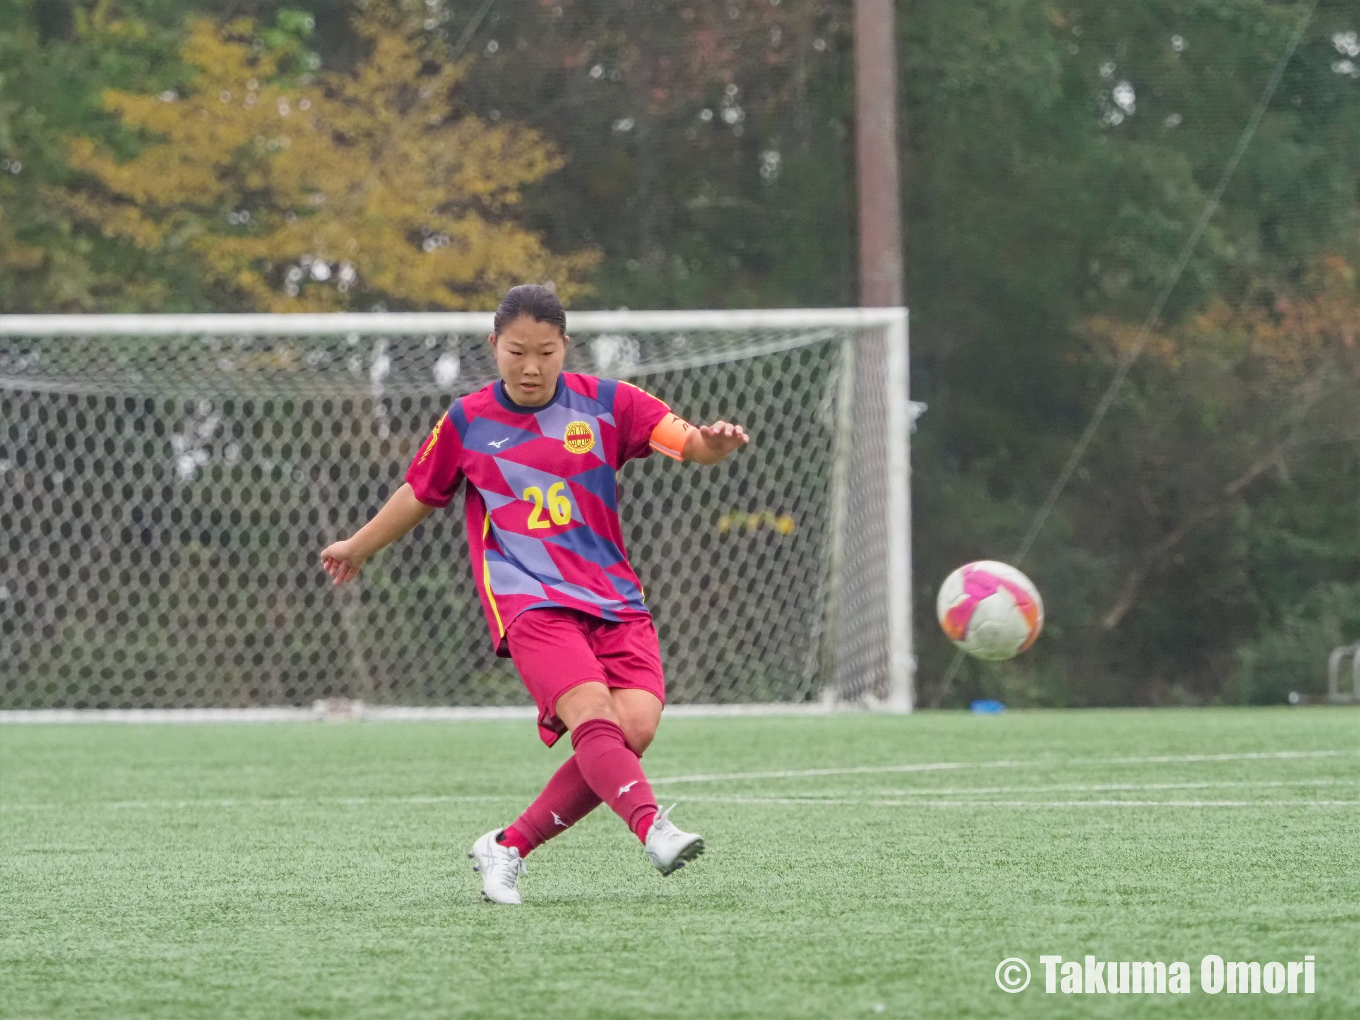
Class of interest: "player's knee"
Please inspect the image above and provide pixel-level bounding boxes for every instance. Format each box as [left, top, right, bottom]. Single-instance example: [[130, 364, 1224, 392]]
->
[[622, 718, 657, 755], [560, 684, 620, 731]]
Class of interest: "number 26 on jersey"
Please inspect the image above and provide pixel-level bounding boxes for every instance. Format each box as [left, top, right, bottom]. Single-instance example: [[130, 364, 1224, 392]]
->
[[523, 482, 573, 529]]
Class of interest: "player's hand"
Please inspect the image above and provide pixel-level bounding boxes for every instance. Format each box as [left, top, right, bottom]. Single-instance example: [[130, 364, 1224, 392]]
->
[[696, 421, 750, 461], [320, 539, 368, 586]]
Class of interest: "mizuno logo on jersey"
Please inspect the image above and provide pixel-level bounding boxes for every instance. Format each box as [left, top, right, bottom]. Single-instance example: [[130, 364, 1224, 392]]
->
[[487, 437, 511, 449]]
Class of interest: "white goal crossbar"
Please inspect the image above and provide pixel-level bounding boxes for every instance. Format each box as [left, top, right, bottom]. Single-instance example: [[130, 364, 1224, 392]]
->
[[0, 309, 913, 715]]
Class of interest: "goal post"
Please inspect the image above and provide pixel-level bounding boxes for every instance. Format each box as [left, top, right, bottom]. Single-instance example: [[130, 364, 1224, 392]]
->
[[0, 309, 913, 714]]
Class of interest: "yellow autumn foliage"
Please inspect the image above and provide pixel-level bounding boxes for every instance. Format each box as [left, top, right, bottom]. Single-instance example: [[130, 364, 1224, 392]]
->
[[0, 207, 46, 274], [1083, 256, 1360, 383], [63, 17, 596, 311]]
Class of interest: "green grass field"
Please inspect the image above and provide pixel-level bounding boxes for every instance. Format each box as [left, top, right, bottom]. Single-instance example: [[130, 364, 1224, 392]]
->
[[2, 707, 1358, 1019]]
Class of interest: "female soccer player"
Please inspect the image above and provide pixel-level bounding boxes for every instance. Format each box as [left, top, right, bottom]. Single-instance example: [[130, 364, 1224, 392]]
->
[[319, 284, 749, 904]]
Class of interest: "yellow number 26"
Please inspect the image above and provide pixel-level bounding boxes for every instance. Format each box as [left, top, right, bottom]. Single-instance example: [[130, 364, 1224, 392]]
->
[[523, 481, 573, 529]]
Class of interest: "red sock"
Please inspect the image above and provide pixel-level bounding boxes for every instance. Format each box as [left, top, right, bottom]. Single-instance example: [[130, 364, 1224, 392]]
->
[[501, 755, 602, 856], [634, 807, 657, 842], [570, 717, 659, 844], [496, 824, 534, 857]]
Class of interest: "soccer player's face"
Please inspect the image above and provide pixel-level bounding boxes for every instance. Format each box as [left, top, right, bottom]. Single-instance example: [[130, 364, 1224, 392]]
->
[[491, 317, 568, 407]]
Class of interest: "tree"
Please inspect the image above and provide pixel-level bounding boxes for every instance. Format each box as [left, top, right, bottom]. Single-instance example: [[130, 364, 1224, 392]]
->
[[1085, 254, 1360, 633], [442, 0, 859, 308], [903, 0, 1360, 704], [0, 0, 204, 312], [59, 13, 595, 311]]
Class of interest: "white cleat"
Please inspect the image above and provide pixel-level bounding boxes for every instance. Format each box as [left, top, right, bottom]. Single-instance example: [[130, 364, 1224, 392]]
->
[[469, 829, 527, 905], [645, 805, 705, 876]]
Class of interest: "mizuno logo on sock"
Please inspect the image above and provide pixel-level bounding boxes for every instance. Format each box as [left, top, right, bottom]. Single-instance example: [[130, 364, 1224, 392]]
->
[[617, 780, 639, 797], [552, 811, 566, 827]]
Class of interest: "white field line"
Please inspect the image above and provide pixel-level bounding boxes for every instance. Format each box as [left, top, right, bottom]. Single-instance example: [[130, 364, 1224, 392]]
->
[[648, 749, 1352, 785], [0, 794, 521, 812], [4, 771, 1353, 815], [674, 796, 1360, 809], [7, 793, 1356, 813], [844, 778, 1353, 797], [0, 703, 852, 724]]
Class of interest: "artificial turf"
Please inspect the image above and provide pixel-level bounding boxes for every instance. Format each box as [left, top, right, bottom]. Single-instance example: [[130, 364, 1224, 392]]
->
[[1, 707, 1357, 1019]]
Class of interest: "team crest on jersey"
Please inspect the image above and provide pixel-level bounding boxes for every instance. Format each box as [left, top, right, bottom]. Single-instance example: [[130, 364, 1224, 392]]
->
[[563, 420, 595, 455]]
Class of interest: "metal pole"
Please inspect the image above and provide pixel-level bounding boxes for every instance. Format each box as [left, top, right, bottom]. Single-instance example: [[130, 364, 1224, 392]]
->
[[856, 0, 911, 709], [854, 0, 904, 307], [821, 338, 858, 703], [885, 308, 913, 711]]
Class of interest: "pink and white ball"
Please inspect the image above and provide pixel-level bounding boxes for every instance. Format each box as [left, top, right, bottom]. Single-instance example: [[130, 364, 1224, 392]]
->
[[936, 561, 1044, 661]]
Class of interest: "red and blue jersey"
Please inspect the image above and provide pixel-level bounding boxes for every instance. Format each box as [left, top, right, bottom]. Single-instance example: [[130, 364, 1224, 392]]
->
[[405, 372, 690, 655]]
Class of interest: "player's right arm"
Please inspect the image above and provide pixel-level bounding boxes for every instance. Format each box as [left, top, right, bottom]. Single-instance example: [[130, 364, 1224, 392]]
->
[[320, 408, 464, 586], [320, 484, 435, 585]]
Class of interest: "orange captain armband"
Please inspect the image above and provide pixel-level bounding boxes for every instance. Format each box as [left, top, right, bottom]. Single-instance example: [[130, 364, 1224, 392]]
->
[[649, 412, 694, 461]]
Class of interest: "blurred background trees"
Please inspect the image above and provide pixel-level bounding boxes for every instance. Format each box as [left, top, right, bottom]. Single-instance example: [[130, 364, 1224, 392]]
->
[[1, 0, 1356, 706]]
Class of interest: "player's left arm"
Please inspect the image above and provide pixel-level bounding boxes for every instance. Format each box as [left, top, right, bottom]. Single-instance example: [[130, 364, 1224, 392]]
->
[[649, 412, 750, 465]]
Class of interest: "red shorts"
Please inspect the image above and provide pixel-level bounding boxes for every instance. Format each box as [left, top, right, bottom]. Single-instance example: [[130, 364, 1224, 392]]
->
[[505, 608, 667, 747]]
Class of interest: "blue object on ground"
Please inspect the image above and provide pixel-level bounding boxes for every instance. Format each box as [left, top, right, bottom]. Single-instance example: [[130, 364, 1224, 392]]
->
[[969, 699, 1006, 713]]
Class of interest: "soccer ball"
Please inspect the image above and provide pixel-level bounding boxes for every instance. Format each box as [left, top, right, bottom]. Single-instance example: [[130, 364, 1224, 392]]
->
[[936, 561, 1044, 661]]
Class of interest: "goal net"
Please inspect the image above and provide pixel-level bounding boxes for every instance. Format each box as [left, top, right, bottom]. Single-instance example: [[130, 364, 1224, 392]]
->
[[0, 310, 913, 712]]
